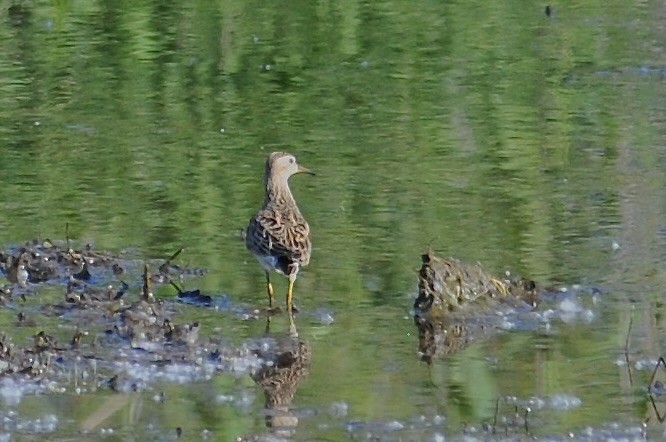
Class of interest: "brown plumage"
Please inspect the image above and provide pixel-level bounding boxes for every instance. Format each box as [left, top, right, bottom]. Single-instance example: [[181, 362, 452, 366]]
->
[[246, 152, 314, 319]]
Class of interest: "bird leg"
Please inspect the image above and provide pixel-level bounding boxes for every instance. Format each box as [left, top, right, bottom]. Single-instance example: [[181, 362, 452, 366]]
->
[[286, 273, 296, 315], [265, 271, 275, 308], [286, 273, 298, 337], [288, 315, 298, 337]]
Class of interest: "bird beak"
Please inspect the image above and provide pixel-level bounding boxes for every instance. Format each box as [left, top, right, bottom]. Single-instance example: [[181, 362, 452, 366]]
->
[[298, 164, 315, 175]]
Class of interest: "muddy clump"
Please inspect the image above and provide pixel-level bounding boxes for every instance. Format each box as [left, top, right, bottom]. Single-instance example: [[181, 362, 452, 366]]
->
[[0, 240, 205, 295], [414, 249, 541, 361], [414, 249, 539, 317], [0, 238, 275, 398]]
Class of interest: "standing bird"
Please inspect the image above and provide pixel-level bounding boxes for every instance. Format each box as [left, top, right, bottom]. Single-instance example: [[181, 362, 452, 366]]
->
[[246, 152, 314, 323]]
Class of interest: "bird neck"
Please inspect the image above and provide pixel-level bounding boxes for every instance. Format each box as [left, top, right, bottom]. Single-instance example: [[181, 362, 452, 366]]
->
[[264, 176, 297, 207]]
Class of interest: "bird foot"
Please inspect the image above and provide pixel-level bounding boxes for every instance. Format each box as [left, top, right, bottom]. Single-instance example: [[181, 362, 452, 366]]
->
[[288, 322, 298, 338]]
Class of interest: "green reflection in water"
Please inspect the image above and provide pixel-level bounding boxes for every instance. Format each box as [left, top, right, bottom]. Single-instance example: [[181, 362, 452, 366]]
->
[[0, 0, 665, 439]]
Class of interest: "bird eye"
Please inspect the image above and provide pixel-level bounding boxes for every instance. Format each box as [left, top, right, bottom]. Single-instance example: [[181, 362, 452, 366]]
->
[[289, 158, 294, 164]]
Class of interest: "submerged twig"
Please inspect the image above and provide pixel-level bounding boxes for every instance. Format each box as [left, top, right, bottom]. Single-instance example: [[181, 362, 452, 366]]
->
[[142, 264, 154, 303], [624, 311, 633, 352], [647, 355, 666, 424], [624, 309, 634, 386], [164, 247, 184, 266], [492, 397, 500, 434], [647, 389, 666, 423], [158, 247, 184, 275], [168, 278, 183, 295], [648, 357, 666, 394]]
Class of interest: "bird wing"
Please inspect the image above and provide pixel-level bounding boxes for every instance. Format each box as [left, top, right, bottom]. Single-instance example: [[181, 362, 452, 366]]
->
[[247, 207, 311, 266]]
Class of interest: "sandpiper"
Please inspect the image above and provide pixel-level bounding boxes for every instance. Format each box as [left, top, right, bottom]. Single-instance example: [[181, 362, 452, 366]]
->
[[246, 152, 314, 321]]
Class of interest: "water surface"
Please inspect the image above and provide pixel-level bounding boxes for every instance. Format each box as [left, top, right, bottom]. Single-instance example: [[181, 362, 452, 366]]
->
[[1, 0, 665, 440]]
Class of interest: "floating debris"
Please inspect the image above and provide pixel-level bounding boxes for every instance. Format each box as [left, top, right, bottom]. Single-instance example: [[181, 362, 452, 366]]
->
[[413, 249, 544, 361], [172, 278, 213, 307], [413, 249, 539, 318]]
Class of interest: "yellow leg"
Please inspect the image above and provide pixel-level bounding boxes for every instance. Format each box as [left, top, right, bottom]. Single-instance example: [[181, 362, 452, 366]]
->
[[286, 274, 295, 314], [286, 274, 298, 337], [265, 271, 274, 307]]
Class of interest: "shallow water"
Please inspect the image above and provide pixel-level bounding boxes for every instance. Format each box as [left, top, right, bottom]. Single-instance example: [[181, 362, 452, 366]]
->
[[1, 0, 666, 440]]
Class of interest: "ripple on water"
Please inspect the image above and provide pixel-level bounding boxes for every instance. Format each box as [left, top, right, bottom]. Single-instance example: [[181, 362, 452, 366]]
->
[[328, 401, 348, 417], [498, 285, 597, 332], [313, 308, 335, 325], [0, 378, 61, 406], [0, 411, 58, 436]]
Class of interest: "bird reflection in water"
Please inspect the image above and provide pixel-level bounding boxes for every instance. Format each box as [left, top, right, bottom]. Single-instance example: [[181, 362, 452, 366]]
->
[[249, 322, 311, 438]]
